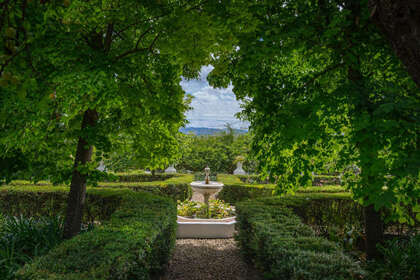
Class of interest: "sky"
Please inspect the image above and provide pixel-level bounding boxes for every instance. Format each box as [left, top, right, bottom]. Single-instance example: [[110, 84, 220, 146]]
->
[[180, 65, 249, 130]]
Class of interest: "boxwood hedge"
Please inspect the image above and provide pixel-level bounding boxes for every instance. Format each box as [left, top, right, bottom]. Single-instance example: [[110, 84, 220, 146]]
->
[[216, 174, 347, 204], [97, 174, 193, 201], [110, 172, 178, 182], [0, 186, 177, 280], [7, 174, 194, 202], [235, 196, 364, 280]]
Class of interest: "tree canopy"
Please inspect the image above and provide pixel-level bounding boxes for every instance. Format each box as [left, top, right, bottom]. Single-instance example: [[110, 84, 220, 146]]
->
[[0, 0, 250, 237], [209, 0, 419, 257]]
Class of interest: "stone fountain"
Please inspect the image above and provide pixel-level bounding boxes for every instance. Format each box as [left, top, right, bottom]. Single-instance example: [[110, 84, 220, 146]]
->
[[177, 166, 235, 238], [190, 166, 223, 207]]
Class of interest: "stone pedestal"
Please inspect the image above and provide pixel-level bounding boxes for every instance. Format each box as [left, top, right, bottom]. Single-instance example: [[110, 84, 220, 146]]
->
[[165, 164, 177, 174], [233, 161, 246, 175]]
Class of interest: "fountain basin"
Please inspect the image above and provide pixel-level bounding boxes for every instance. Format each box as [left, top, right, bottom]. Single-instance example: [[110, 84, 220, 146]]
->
[[176, 216, 236, 238]]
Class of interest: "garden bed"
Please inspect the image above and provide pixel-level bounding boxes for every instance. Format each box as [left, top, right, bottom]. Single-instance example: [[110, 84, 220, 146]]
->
[[235, 197, 363, 280], [0, 186, 177, 280]]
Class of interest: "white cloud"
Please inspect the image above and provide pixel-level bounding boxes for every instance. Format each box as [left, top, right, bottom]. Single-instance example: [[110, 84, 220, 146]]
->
[[180, 66, 248, 129]]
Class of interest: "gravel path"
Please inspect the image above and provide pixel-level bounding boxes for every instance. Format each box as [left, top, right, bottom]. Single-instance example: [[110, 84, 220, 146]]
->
[[163, 239, 260, 280]]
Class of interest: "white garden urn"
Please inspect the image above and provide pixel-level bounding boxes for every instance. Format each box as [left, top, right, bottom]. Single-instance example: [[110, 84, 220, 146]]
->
[[96, 161, 106, 172], [165, 164, 177, 174], [233, 161, 246, 175]]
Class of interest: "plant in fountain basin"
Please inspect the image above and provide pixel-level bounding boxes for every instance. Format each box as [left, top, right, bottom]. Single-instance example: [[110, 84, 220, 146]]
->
[[177, 200, 235, 219], [177, 200, 199, 218]]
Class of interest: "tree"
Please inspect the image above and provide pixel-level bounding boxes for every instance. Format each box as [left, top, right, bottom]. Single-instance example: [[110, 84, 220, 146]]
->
[[209, 0, 419, 258], [177, 131, 254, 173], [0, 0, 243, 238], [369, 1, 420, 89]]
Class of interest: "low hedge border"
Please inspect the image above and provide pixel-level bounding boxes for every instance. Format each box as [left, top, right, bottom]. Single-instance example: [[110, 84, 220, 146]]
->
[[312, 175, 341, 186], [217, 183, 275, 204], [7, 174, 194, 202], [236, 196, 364, 280], [0, 186, 177, 280], [112, 172, 179, 183], [0, 186, 120, 223], [216, 174, 347, 204], [97, 174, 194, 201]]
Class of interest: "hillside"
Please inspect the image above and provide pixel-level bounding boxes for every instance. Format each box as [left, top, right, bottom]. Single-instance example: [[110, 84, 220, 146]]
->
[[179, 127, 248, 135]]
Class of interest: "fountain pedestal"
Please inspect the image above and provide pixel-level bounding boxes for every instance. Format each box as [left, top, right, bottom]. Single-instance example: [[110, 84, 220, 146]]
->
[[190, 181, 224, 206]]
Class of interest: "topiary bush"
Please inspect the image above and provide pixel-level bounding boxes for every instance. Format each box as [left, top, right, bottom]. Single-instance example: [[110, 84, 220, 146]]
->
[[96, 174, 193, 201], [0, 187, 120, 224], [216, 175, 347, 205], [0, 186, 176, 280], [217, 183, 274, 204], [366, 235, 420, 280], [114, 173, 178, 182], [235, 198, 364, 279], [312, 175, 342, 186]]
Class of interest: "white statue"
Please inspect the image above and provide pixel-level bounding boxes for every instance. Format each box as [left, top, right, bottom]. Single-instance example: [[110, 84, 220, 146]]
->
[[165, 164, 177, 174]]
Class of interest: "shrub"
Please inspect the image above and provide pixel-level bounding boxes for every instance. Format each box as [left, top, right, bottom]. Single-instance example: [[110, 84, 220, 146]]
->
[[0, 215, 64, 280], [194, 172, 217, 182], [6, 174, 194, 203], [112, 172, 178, 182], [0, 186, 176, 280], [235, 199, 364, 279], [237, 174, 270, 184], [216, 175, 347, 204], [312, 175, 342, 186], [366, 235, 420, 280], [177, 199, 235, 219], [0, 187, 120, 224], [217, 184, 275, 204], [97, 174, 193, 201]]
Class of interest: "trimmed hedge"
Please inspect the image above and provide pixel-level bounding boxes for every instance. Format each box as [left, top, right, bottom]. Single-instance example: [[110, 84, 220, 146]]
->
[[7, 174, 194, 202], [97, 174, 193, 201], [217, 183, 274, 204], [216, 174, 347, 204], [0, 187, 120, 224], [0, 186, 177, 280], [312, 175, 341, 186], [237, 174, 270, 184], [112, 172, 178, 182], [236, 196, 364, 280]]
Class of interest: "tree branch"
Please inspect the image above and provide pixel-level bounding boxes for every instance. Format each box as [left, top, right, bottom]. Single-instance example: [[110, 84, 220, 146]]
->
[[304, 62, 344, 87], [135, 26, 153, 49], [114, 32, 160, 61], [104, 23, 114, 52], [0, 47, 26, 76]]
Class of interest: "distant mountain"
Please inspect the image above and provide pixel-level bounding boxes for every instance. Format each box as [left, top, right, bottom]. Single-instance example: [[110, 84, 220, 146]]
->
[[180, 127, 248, 136]]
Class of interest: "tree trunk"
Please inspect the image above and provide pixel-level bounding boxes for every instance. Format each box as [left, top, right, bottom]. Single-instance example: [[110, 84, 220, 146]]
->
[[369, 1, 420, 89], [63, 109, 98, 239], [364, 204, 384, 259], [346, 1, 385, 259]]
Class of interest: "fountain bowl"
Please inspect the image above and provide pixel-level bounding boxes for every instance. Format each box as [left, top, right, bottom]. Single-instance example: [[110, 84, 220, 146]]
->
[[190, 181, 224, 196]]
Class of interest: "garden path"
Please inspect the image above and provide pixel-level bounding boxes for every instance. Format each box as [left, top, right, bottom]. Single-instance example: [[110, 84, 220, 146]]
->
[[162, 238, 261, 280]]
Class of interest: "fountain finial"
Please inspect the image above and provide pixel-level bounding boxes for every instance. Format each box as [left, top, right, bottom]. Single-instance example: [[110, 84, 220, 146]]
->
[[204, 166, 210, 184]]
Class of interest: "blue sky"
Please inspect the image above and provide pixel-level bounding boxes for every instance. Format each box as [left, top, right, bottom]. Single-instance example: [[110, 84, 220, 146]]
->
[[180, 65, 249, 129]]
